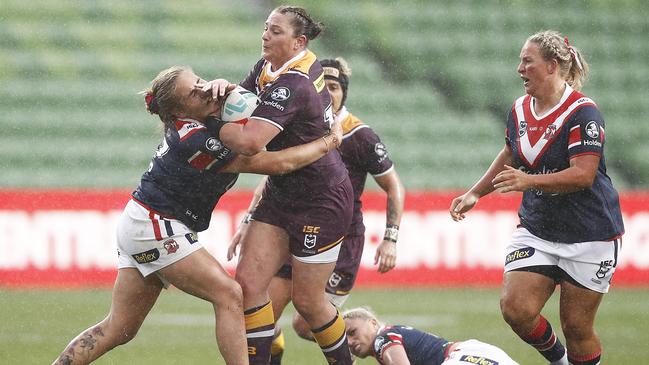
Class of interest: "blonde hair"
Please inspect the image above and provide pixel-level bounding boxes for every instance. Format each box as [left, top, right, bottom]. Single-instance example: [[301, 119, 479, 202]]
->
[[527, 30, 589, 91], [140, 66, 190, 130], [342, 307, 382, 326]]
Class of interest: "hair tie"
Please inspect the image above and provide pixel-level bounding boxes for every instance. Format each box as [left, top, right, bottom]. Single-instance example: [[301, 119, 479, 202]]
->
[[563, 36, 583, 71], [145, 93, 159, 115]]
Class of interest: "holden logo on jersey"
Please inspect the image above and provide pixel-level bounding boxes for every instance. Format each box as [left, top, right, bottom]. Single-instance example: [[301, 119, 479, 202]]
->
[[163, 239, 179, 254], [328, 272, 342, 287], [585, 121, 599, 139], [271, 86, 291, 101], [375, 142, 388, 163], [205, 137, 223, 151], [518, 120, 527, 137], [304, 234, 317, 249]]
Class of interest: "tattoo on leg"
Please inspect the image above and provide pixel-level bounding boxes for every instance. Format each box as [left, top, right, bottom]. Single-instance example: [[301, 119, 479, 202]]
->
[[56, 325, 106, 364]]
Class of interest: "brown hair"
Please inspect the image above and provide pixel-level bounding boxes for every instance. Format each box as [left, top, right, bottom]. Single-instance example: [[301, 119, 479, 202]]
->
[[527, 30, 589, 91], [274, 5, 324, 41], [140, 66, 190, 130]]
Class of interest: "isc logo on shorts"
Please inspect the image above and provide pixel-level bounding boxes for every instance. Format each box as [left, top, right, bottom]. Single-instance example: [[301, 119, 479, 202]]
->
[[132, 248, 160, 264]]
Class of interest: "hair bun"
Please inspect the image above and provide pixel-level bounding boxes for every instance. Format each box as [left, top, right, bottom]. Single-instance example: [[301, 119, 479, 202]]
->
[[145, 93, 159, 115]]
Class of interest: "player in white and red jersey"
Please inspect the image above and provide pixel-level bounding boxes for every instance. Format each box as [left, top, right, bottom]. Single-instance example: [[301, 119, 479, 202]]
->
[[343, 307, 519, 365], [52, 66, 342, 365], [450, 31, 624, 365]]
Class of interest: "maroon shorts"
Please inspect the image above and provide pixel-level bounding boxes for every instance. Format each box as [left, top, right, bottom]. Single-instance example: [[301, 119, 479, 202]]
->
[[276, 234, 364, 295], [253, 177, 353, 263]]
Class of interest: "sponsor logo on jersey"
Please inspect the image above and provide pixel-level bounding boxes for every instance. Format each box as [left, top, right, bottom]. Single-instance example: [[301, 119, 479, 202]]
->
[[583, 140, 602, 147], [304, 234, 317, 249], [163, 239, 179, 254], [459, 355, 499, 365], [313, 72, 325, 93], [505, 247, 535, 265], [543, 124, 557, 140], [328, 272, 342, 287], [185, 232, 198, 244], [132, 248, 160, 264], [205, 137, 223, 151], [585, 121, 600, 139], [518, 120, 527, 137], [262, 100, 285, 111], [271, 86, 290, 101], [375, 142, 388, 163]]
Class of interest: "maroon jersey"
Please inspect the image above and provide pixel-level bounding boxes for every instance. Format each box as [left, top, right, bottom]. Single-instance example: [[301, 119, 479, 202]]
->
[[240, 50, 348, 198], [337, 107, 394, 236]]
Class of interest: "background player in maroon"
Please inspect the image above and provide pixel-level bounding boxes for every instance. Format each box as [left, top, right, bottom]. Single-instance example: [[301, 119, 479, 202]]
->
[[242, 57, 405, 364], [450, 31, 624, 365], [52, 66, 342, 365], [202, 6, 355, 365]]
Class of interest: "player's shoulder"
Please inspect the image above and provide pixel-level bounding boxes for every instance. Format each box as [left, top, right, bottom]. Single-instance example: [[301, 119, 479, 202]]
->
[[173, 118, 208, 142], [341, 111, 369, 137]]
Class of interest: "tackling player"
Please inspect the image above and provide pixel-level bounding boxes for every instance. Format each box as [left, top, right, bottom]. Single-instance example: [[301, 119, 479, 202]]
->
[[450, 31, 624, 365], [229, 57, 405, 364]]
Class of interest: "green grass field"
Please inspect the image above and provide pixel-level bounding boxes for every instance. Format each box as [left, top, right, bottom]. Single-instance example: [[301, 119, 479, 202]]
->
[[1, 288, 647, 364]]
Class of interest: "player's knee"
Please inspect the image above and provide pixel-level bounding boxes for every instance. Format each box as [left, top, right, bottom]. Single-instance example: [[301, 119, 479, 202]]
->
[[292, 291, 323, 319], [561, 316, 595, 342], [213, 278, 244, 309], [292, 313, 313, 340], [500, 295, 537, 327], [235, 269, 265, 298]]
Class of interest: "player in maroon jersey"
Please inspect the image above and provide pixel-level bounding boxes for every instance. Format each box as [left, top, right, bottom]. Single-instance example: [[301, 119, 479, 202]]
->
[[52, 66, 342, 365], [450, 31, 624, 365], [201, 6, 356, 365], [236, 57, 405, 364]]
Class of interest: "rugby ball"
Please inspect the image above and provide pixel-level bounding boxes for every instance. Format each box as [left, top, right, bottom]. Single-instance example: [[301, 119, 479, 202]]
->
[[220, 86, 261, 122]]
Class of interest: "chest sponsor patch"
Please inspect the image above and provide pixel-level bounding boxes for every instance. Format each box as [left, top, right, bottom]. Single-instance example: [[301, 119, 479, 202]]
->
[[132, 248, 160, 264], [505, 247, 535, 265]]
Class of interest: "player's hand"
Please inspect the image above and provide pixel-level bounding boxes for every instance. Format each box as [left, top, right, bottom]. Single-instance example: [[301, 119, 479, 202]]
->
[[449, 192, 479, 221], [194, 79, 237, 100], [374, 240, 397, 273], [330, 118, 343, 148], [227, 225, 246, 261], [492, 165, 530, 193]]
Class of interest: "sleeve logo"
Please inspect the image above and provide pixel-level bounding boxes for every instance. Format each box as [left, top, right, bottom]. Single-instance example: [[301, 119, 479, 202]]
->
[[585, 121, 599, 139], [205, 137, 224, 151], [271, 86, 291, 101]]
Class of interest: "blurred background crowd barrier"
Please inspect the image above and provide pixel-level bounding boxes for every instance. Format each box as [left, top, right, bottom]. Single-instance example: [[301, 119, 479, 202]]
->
[[1, 0, 648, 287]]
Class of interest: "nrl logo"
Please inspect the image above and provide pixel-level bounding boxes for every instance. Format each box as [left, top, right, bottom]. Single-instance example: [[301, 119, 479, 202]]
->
[[304, 234, 317, 249]]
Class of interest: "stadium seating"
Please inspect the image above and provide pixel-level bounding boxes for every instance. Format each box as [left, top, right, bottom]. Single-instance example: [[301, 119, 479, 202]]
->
[[1, 0, 647, 189]]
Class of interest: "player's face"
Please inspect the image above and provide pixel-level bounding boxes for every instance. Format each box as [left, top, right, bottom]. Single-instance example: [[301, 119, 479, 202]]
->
[[517, 41, 552, 98], [262, 11, 302, 68], [345, 318, 376, 358], [174, 70, 220, 121], [325, 79, 344, 113]]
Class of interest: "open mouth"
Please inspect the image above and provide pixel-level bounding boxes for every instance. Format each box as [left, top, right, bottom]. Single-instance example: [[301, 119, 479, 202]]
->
[[521, 76, 530, 87]]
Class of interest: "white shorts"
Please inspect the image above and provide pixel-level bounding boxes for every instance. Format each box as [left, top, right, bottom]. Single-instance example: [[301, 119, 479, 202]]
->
[[443, 339, 519, 365], [116, 200, 203, 280], [504, 227, 620, 293]]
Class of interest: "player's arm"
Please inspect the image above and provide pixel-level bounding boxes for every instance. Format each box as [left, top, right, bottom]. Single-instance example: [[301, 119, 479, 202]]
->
[[381, 344, 411, 365], [227, 176, 267, 260], [373, 168, 405, 273], [221, 132, 339, 175], [450, 144, 514, 221], [492, 155, 599, 194], [219, 118, 280, 156]]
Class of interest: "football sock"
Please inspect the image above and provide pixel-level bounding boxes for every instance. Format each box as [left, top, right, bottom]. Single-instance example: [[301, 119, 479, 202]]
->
[[568, 349, 601, 365], [521, 315, 567, 363], [270, 327, 285, 365], [312, 310, 353, 365], [244, 301, 275, 365]]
